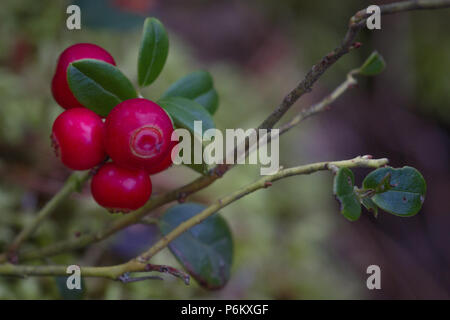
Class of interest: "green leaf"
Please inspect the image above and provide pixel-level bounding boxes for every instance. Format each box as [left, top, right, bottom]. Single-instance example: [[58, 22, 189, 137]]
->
[[138, 17, 169, 87], [158, 97, 215, 174], [333, 168, 361, 221], [67, 59, 137, 117], [363, 166, 426, 216], [161, 71, 219, 114], [358, 51, 386, 76], [158, 97, 215, 132], [159, 203, 233, 290], [373, 172, 392, 194]]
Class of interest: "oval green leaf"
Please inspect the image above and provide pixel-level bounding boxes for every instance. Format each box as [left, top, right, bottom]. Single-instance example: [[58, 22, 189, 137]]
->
[[161, 71, 219, 114], [358, 51, 386, 76], [158, 97, 215, 174], [67, 59, 137, 117], [333, 167, 361, 221], [159, 203, 233, 290], [363, 166, 426, 216], [158, 97, 215, 132], [138, 17, 169, 87]]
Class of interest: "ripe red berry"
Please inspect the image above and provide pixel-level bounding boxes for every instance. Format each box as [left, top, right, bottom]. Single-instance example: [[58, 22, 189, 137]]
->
[[51, 43, 116, 110], [146, 140, 177, 175], [105, 98, 174, 172], [51, 108, 106, 170], [91, 163, 152, 212]]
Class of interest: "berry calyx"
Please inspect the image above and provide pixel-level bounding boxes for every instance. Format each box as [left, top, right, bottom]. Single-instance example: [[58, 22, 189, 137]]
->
[[105, 98, 174, 172], [51, 108, 106, 170], [91, 163, 152, 212], [51, 43, 116, 110]]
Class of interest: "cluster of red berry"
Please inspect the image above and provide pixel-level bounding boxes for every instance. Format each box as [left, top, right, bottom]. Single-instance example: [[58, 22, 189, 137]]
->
[[51, 44, 174, 212]]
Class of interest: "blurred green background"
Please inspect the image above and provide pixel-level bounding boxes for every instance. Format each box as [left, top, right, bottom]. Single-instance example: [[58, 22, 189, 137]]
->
[[0, 0, 449, 299]]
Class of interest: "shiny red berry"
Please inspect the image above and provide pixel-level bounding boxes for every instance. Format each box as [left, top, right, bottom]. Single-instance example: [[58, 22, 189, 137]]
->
[[51, 108, 106, 170], [146, 140, 177, 175], [105, 98, 174, 172], [91, 163, 152, 212], [51, 43, 116, 110]]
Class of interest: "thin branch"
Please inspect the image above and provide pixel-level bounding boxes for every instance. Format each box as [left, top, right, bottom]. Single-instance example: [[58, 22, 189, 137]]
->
[[0, 156, 387, 280], [0, 262, 188, 285], [259, 0, 450, 131], [118, 274, 163, 283], [279, 72, 358, 136], [144, 263, 190, 285], [135, 156, 389, 262]]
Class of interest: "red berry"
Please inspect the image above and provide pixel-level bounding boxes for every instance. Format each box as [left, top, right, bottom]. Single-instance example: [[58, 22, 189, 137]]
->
[[105, 98, 174, 172], [51, 108, 106, 170], [51, 43, 116, 110], [91, 163, 152, 212], [146, 140, 177, 175]]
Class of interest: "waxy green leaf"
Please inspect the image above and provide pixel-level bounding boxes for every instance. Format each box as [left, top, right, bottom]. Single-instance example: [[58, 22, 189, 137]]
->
[[363, 166, 426, 216], [158, 97, 215, 174], [161, 71, 219, 114], [358, 51, 386, 76], [158, 97, 215, 133], [159, 203, 233, 290], [67, 59, 137, 117], [333, 168, 361, 221], [138, 17, 169, 87]]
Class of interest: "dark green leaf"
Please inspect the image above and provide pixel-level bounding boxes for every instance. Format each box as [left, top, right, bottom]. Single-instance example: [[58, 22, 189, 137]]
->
[[333, 168, 361, 221], [138, 17, 169, 87], [373, 172, 392, 194], [67, 59, 137, 117], [158, 97, 215, 174], [158, 97, 215, 132], [159, 203, 233, 290], [161, 71, 219, 114], [363, 166, 426, 216], [358, 51, 386, 76]]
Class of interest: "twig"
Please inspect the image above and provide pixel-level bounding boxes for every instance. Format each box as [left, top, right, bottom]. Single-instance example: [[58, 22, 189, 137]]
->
[[145, 263, 190, 285], [118, 273, 163, 283], [135, 156, 389, 262], [259, 0, 450, 131], [279, 72, 357, 136], [0, 156, 387, 280]]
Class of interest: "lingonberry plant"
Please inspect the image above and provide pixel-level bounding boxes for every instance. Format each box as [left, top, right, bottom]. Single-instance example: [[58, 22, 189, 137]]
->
[[1, 0, 447, 291]]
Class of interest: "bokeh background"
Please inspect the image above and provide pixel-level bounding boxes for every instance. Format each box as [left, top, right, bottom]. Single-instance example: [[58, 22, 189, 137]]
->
[[0, 0, 449, 299]]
